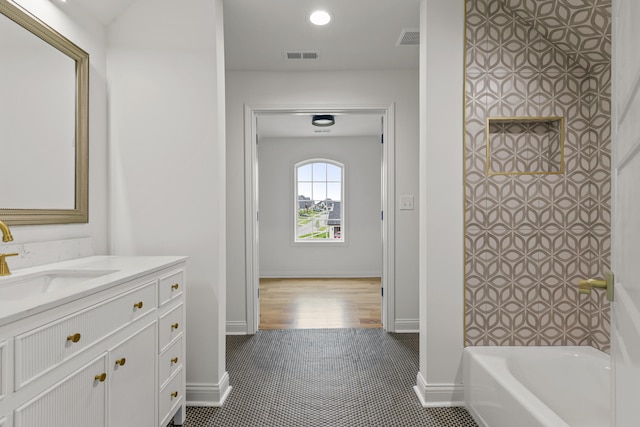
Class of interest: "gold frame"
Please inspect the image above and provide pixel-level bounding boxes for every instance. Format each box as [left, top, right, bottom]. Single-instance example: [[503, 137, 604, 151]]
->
[[485, 116, 565, 176], [0, 0, 89, 225]]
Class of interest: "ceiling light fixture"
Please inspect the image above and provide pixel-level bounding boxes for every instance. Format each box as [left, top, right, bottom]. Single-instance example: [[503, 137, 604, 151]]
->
[[309, 10, 331, 26], [312, 114, 335, 127]]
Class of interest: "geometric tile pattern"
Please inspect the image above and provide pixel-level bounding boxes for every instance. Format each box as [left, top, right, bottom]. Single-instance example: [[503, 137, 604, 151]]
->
[[465, 0, 611, 351], [167, 330, 479, 427], [502, 0, 611, 72], [487, 119, 563, 174]]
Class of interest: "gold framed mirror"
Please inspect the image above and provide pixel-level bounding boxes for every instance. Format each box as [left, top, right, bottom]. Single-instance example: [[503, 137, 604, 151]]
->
[[0, 0, 88, 225]]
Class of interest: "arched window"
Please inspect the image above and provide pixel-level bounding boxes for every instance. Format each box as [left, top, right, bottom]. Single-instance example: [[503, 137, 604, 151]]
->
[[295, 159, 344, 242]]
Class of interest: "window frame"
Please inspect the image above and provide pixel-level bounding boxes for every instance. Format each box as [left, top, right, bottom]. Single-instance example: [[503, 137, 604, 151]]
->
[[293, 158, 346, 244]]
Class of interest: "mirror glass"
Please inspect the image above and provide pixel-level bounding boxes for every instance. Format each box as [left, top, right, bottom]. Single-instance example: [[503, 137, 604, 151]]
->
[[0, 0, 88, 224]]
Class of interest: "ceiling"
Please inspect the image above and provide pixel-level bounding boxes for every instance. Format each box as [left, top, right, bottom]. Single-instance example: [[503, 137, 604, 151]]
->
[[68, 0, 419, 138], [257, 112, 383, 140], [69, 0, 420, 70], [221, 0, 419, 138], [70, 0, 136, 25], [66, 0, 610, 136], [222, 0, 420, 71]]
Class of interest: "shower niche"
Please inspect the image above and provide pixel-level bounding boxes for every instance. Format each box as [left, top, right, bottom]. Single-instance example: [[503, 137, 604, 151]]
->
[[486, 116, 564, 176]]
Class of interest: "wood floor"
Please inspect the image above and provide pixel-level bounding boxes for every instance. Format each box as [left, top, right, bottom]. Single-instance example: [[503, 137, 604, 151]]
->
[[259, 278, 382, 330]]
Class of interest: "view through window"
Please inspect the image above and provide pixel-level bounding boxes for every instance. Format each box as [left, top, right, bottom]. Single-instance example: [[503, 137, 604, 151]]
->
[[295, 160, 344, 242]]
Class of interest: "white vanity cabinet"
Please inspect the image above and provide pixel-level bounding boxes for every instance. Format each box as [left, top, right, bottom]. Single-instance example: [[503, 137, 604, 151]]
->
[[0, 341, 5, 402], [14, 355, 108, 427], [157, 269, 186, 426], [108, 321, 157, 426], [0, 257, 187, 427]]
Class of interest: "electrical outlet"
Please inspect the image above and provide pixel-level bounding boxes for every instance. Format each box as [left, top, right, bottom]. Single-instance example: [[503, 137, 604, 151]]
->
[[400, 195, 414, 210]]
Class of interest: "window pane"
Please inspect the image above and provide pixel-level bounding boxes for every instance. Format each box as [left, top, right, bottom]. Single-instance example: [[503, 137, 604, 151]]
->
[[298, 182, 312, 200], [295, 160, 344, 242], [327, 164, 341, 182], [298, 163, 312, 181], [312, 182, 326, 201], [313, 162, 327, 181], [326, 183, 341, 201]]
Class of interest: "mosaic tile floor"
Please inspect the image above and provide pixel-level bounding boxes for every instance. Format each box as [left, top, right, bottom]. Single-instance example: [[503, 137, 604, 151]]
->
[[168, 329, 478, 427]]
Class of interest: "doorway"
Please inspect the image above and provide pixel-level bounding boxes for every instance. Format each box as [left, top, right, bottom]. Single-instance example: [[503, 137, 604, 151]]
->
[[244, 105, 396, 334]]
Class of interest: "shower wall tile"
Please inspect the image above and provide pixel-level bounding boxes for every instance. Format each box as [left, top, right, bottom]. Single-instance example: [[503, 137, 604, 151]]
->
[[537, 228, 591, 285], [466, 0, 489, 75], [485, 73, 540, 116], [465, 0, 611, 349], [486, 228, 539, 284], [486, 175, 539, 229], [538, 284, 591, 346], [590, 64, 612, 229], [501, 0, 611, 73]]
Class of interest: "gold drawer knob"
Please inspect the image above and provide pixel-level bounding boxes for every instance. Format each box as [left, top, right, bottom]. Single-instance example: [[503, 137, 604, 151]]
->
[[171, 283, 180, 290], [94, 373, 107, 382], [171, 391, 179, 399], [133, 301, 144, 309], [67, 333, 81, 343], [115, 358, 127, 366], [171, 323, 179, 330], [171, 357, 179, 364]]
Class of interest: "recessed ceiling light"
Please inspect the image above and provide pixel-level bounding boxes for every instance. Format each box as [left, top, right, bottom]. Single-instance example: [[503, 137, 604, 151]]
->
[[309, 10, 331, 26]]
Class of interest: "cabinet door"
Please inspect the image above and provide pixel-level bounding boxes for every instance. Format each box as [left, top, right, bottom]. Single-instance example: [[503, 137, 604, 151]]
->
[[14, 355, 107, 427], [109, 321, 156, 427]]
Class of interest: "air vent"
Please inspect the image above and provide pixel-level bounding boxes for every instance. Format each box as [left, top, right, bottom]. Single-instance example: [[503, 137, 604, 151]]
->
[[397, 29, 419, 46], [286, 51, 320, 60]]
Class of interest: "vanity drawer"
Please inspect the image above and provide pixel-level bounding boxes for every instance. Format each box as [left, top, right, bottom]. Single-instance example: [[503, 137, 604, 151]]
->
[[14, 281, 156, 390], [159, 367, 184, 427], [158, 303, 183, 353], [158, 270, 184, 307], [159, 336, 183, 389]]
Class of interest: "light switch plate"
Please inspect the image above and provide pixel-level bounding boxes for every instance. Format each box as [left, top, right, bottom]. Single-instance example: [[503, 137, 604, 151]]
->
[[400, 195, 414, 210]]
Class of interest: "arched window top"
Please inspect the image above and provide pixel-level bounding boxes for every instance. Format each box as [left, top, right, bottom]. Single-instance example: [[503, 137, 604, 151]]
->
[[294, 159, 344, 242]]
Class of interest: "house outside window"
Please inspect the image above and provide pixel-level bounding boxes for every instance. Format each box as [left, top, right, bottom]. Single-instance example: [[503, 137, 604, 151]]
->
[[295, 159, 344, 242]]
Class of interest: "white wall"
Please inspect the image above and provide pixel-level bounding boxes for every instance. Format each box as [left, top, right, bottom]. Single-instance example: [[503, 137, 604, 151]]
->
[[226, 69, 420, 332], [107, 0, 229, 405], [3, 0, 108, 252], [258, 135, 382, 278], [415, 0, 465, 407]]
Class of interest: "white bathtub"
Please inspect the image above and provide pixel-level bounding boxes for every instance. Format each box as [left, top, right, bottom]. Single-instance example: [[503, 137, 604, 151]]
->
[[463, 346, 611, 427]]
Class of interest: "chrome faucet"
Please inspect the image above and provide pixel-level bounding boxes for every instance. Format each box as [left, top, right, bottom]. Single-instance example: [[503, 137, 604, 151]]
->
[[0, 220, 13, 242], [0, 221, 17, 276]]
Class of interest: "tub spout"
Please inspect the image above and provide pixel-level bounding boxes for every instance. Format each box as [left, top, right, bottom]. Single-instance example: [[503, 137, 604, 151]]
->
[[578, 271, 614, 302]]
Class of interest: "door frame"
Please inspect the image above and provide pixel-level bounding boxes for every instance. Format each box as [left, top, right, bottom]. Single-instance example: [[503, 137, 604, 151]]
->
[[244, 103, 396, 334]]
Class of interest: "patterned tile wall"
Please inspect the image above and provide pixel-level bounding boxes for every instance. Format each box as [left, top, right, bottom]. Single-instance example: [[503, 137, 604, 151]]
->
[[465, 0, 611, 350], [502, 0, 611, 73], [487, 120, 563, 174]]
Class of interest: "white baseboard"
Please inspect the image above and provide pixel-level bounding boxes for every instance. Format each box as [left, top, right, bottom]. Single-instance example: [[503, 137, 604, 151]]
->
[[186, 372, 232, 407], [394, 319, 419, 333], [226, 321, 248, 335], [259, 272, 381, 279], [414, 372, 464, 407]]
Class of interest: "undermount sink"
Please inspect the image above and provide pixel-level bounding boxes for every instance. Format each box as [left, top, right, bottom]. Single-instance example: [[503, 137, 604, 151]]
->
[[0, 269, 118, 301]]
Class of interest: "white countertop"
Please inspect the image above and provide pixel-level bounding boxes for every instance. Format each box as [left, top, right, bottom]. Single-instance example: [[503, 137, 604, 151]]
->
[[0, 255, 187, 327]]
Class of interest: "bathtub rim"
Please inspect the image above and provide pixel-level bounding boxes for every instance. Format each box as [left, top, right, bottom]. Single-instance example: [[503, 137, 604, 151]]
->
[[463, 345, 610, 427]]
